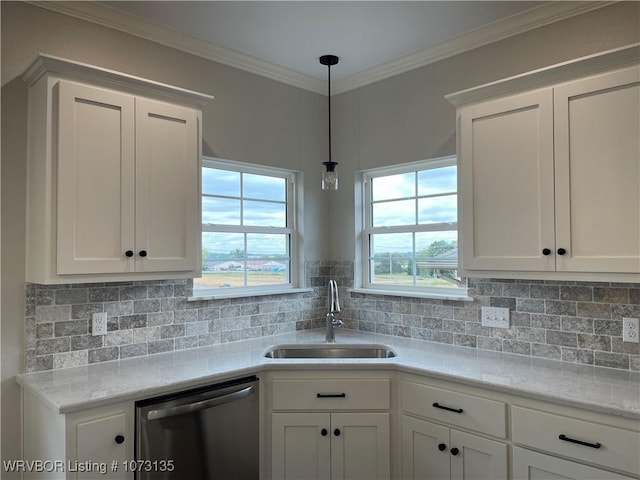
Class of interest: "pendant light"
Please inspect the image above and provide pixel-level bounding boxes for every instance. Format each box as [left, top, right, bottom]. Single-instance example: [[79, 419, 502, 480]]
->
[[320, 54, 339, 191]]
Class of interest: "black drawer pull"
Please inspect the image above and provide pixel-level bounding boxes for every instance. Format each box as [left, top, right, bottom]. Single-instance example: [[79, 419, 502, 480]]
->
[[321, 428, 328, 437], [114, 435, 125, 444], [334, 428, 341, 437], [558, 434, 601, 449], [433, 402, 463, 414], [317, 393, 346, 398], [450, 447, 460, 456], [438, 443, 447, 452]]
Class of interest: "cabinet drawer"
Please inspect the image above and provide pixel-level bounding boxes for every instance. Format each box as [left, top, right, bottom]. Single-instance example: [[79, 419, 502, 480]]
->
[[401, 382, 507, 438], [272, 379, 390, 410], [512, 406, 640, 476]]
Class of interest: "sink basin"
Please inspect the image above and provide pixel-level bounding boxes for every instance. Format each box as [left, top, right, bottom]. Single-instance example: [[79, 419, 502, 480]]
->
[[264, 343, 397, 359]]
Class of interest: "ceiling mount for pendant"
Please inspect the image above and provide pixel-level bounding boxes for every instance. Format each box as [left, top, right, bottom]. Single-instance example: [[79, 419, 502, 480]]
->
[[320, 54, 339, 191]]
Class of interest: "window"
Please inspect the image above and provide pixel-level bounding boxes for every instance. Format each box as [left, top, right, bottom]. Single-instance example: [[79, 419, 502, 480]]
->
[[194, 157, 301, 296], [359, 156, 466, 297]]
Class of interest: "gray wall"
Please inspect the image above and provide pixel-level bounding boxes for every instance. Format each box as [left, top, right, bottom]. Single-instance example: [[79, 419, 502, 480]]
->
[[329, 1, 640, 260], [2, 0, 639, 471], [1, 1, 330, 471]]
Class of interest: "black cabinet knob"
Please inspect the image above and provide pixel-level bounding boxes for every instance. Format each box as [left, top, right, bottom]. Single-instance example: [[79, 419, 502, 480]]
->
[[438, 443, 447, 452], [450, 447, 459, 456], [542, 248, 551, 256], [125, 250, 134, 257], [115, 435, 125, 444], [321, 429, 328, 437], [557, 248, 566, 256], [334, 428, 341, 437], [139, 250, 148, 257]]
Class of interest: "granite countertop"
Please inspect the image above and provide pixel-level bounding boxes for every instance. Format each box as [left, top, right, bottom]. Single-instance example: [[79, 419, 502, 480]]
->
[[16, 329, 640, 419]]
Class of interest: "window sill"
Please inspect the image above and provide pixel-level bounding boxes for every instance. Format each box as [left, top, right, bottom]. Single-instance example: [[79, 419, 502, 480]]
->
[[188, 287, 314, 301], [348, 287, 474, 302]]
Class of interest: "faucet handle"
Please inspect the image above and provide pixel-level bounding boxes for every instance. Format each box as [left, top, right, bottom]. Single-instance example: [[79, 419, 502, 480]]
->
[[332, 318, 344, 328]]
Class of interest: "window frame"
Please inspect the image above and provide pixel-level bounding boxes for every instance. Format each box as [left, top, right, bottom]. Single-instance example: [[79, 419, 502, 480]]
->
[[193, 157, 305, 299], [357, 155, 468, 299]]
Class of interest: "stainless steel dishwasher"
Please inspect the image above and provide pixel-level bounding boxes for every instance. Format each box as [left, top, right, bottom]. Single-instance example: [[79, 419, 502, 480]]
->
[[136, 375, 259, 480]]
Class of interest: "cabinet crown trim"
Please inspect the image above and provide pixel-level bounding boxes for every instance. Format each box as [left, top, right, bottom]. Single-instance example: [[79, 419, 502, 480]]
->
[[445, 43, 639, 106], [21, 53, 214, 106]]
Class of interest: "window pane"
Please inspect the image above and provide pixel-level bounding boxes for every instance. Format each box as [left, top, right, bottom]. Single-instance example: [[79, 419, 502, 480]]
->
[[371, 232, 412, 256], [202, 197, 240, 225], [418, 166, 457, 196], [243, 173, 286, 201], [371, 172, 415, 201], [203, 168, 240, 197], [370, 232, 412, 283], [200, 233, 244, 288], [247, 267, 288, 286], [247, 234, 289, 286], [415, 231, 457, 263], [246, 234, 288, 258], [243, 200, 286, 227], [415, 231, 458, 287], [372, 199, 415, 227], [418, 194, 457, 224], [202, 232, 244, 260]]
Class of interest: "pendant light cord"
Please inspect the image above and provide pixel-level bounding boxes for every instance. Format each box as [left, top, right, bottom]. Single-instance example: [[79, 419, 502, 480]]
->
[[327, 62, 332, 164]]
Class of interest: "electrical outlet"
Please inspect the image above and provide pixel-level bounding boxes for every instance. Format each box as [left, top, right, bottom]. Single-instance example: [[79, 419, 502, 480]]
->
[[481, 306, 510, 329], [622, 317, 639, 343], [92, 312, 108, 336]]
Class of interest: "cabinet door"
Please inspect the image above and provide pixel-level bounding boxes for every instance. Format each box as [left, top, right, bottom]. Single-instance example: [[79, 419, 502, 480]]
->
[[135, 98, 200, 273], [459, 89, 555, 271], [331, 413, 390, 480], [57, 81, 136, 275], [450, 430, 507, 480], [75, 412, 128, 479], [513, 447, 634, 480], [272, 413, 331, 480], [401, 415, 450, 480], [554, 66, 640, 273]]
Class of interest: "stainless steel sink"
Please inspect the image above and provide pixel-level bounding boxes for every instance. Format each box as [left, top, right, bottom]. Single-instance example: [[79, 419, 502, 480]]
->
[[263, 343, 397, 359]]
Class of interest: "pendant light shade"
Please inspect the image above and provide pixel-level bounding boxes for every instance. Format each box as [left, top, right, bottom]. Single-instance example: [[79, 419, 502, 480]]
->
[[320, 55, 339, 191]]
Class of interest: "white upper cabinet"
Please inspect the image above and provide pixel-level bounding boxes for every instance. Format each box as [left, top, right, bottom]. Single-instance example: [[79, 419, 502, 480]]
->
[[448, 45, 640, 281], [22, 55, 212, 284], [554, 67, 640, 274], [459, 88, 555, 272], [56, 81, 136, 275]]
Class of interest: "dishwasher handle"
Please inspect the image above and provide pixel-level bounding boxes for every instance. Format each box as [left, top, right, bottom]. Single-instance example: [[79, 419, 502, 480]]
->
[[147, 385, 255, 421]]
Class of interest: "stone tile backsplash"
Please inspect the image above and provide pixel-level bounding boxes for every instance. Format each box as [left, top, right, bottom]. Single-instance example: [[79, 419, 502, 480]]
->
[[25, 261, 332, 372], [24, 260, 640, 372], [335, 262, 640, 371]]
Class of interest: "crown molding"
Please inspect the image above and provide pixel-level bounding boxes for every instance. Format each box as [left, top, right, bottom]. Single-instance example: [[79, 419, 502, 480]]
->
[[25, 0, 327, 94], [445, 43, 639, 106], [332, 1, 616, 94], [27, 1, 615, 96]]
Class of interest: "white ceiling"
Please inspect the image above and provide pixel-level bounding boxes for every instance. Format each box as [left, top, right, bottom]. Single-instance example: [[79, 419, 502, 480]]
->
[[39, 1, 609, 93]]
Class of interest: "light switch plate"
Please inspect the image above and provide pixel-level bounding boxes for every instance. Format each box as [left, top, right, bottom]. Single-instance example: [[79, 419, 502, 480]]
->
[[481, 306, 510, 329]]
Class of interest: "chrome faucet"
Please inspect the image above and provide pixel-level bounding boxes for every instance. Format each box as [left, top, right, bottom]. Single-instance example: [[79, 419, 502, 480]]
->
[[326, 279, 343, 343]]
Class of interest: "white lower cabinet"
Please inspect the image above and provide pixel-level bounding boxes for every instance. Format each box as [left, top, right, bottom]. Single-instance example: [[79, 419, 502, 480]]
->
[[267, 372, 392, 480], [401, 413, 508, 480], [513, 447, 635, 480], [511, 405, 639, 480], [272, 412, 390, 480], [23, 390, 134, 479]]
